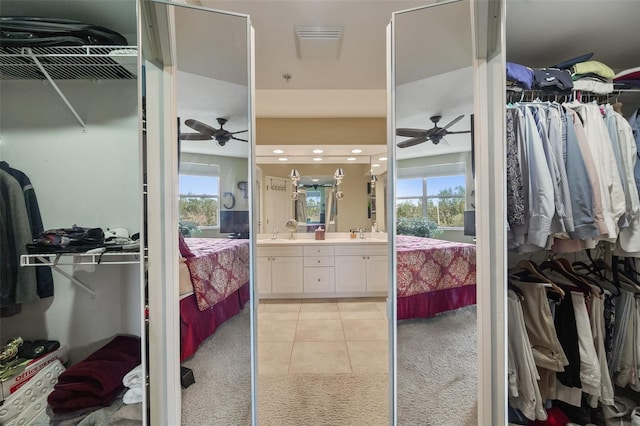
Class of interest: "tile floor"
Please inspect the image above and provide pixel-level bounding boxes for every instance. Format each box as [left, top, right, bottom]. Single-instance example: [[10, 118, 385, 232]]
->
[[258, 297, 389, 375]]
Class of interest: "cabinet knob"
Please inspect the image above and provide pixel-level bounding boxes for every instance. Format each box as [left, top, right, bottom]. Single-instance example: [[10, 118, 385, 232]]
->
[[317, 279, 321, 282], [317, 260, 320, 263]]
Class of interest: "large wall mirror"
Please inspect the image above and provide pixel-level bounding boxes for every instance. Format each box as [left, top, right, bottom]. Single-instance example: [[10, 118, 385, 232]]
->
[[142, 1, 253, 424], [392, 1, 477, 424]]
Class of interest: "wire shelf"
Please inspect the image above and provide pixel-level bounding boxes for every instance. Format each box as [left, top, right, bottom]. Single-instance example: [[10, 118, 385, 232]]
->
[[21, 251, 143, 267], [0, 45, 137, 80]]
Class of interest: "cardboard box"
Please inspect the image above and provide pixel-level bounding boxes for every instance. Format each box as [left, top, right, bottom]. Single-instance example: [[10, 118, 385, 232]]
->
[[0, 345, 68, 402]]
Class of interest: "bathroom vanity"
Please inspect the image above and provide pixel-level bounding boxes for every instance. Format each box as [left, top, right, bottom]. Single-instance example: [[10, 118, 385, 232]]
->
[[256, 233, 388, 298]]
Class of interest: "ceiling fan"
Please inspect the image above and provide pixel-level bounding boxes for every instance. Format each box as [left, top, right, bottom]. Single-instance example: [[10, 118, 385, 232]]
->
[[180, 117, 248, 146], [396, 114, 471, 148]]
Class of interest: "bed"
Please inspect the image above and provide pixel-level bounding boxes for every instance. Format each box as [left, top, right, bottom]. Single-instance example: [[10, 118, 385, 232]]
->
[[396, 235, 476, 320], [178, 237, 250, 362]]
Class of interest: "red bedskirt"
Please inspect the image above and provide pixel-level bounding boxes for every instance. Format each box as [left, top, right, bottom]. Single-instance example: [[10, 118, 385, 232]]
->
[[397, 285, 476, 320], [180, 282, 250, 362]]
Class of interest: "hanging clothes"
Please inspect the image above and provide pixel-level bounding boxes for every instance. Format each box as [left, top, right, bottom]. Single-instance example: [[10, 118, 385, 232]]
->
[[0, 169, 37, 307], [0, 162, 53, 299], [506, 101, 640, 257]]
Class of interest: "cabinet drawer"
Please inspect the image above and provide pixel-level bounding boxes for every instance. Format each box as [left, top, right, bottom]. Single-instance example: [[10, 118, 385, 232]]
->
[[304, 267, 335, 293], [303, 245, 335, 256], [303, 256, 335, 267], [257, 246, 303, 257], [334, 244, 388, 256]]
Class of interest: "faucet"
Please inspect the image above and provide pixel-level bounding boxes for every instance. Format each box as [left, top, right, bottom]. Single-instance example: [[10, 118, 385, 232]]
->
[[358, 228, 365, 239], [271, 228, 278, 240]]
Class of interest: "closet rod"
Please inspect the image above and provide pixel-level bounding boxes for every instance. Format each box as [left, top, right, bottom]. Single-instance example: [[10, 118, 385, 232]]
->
[[27, 48, 86, 129]]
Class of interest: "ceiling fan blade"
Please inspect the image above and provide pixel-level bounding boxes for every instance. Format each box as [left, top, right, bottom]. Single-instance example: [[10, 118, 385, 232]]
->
[[396, 128, 427, 138], [229, 129, 248, 135], [231, 136, 248, 142], [440, 114, 465, 131], [184, 119, 218, 136], [445, 130, 471, 135], [180, 133, 212, 140], [397, 136, 428, 148]]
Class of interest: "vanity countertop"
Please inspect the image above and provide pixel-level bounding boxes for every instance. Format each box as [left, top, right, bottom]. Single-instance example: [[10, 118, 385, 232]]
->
[[256, 232, 388, 246]]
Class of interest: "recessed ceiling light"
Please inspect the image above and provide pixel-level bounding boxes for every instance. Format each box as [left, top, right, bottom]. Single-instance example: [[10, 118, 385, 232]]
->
[[372, 164, 380, 167], [278, 157, 288, 161], [311, 178, 319, 182], [351, 149, 362, 154], [378, 157, 387, 161], [312, 149, 324, 154], [313, 157, 323, 161], [346, 157, 356, 161], [273, 149, 284, 154]]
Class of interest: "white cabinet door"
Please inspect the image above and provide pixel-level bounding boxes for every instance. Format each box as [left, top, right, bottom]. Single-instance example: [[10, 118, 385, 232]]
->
[[366, 255, 388, 292], [256, 256, 272, 295], [335, 256, 367, 292], [304, 267, 335, 293], [271, 256, 303, 294]]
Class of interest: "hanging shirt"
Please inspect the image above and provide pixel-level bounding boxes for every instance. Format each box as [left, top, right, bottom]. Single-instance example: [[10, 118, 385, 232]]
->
[[566, 102, 625, 241], [561, 105, 599, 240], [544, 103, 574, 234], [506, 108, 526, 233], [519, 105, 555, 251], [629, 109, 640, 202], [614, 110, 640, 254]]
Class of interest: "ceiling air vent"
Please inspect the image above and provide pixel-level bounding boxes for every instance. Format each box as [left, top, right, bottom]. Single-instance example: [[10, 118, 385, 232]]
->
[[294, 26, 344, 60]]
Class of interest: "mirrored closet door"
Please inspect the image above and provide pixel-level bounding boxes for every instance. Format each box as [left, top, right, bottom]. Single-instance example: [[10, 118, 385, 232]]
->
[[391, 1, 478, 424], [141, 1, 253, 424]]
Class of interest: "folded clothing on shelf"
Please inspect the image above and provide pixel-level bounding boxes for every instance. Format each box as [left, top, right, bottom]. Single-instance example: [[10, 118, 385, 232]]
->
[[27, 225, 105, 254], [47, 335, 141, 414]]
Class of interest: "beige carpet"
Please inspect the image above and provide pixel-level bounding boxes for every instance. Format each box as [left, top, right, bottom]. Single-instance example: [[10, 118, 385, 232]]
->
[[397, 304, 478, 426], [259, 373, 388, 425], [181, 308, 252, 425]]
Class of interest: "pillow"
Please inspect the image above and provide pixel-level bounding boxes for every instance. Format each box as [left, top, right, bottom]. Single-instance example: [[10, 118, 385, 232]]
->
[[178, 233, 195, 258]]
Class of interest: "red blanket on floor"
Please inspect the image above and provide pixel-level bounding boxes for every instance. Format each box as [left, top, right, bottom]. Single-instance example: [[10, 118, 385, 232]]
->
[[48, 335, 141, 413]]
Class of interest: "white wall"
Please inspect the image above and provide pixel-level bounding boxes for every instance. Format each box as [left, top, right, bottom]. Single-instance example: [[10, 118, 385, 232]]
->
[[0, 80, 141, 363]]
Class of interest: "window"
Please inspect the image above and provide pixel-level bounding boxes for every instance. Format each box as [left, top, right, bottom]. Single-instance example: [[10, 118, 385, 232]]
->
[[305, 189, 323, 223], [179, 173, 220, 231], [396, 175, 466, 228]]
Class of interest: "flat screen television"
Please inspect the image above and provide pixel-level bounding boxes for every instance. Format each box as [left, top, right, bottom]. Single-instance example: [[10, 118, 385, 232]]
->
[[220, 210, 250, 238]]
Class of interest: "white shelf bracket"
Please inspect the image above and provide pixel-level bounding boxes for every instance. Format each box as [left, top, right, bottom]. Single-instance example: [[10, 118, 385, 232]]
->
[[26, 48, 87, 128], [35, 255, 96, 298]]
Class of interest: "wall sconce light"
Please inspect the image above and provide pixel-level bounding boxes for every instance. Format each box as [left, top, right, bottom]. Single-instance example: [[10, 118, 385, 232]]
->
[[334, 168, 345, 200], [290, 168, 300, 199]]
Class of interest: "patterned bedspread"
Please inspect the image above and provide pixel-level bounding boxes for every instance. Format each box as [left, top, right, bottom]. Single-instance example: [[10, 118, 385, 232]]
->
[[184, 238, 250, 311], [396, 235, 476, 297]]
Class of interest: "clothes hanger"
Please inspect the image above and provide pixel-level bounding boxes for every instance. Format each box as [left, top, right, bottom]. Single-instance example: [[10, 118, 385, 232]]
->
[[538, 259, 604, 296], [509, 259, 565, 298], [562, 257, 617, 296], [507, 280, 526, 301]]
